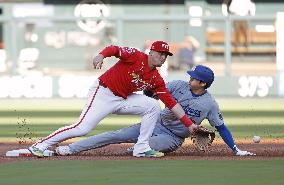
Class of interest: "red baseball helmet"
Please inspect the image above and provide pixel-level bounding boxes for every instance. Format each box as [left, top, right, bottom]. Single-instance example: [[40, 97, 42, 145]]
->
[[150, 41, 173, 56]]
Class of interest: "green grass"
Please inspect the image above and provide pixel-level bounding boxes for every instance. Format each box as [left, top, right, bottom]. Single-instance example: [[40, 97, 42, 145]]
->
[[0, 160, 283, 185], [0, 98, 283, 185], [0, 98, 283, 140], [0, 123, 134, 138]]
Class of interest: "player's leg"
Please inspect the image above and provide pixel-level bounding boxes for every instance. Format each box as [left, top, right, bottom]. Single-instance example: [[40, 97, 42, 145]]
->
[[149, 133, 184, 153], [114, 94, 162, 157], [56, 123, 141, 155], [30, 80, 122, 155], [126, 125, 184, 154], [148, 122, 185, 153]]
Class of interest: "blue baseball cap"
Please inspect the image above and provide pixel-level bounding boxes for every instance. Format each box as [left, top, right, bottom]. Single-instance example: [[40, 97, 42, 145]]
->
[[187, 65, 214, 88]]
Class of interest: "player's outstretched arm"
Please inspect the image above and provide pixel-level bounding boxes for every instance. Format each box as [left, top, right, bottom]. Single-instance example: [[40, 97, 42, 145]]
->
[[215, 124, 255, 156]]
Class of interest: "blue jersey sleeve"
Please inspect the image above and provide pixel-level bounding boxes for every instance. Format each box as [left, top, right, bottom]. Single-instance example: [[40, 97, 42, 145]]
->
[[215, 124, 237, 153], [166, 80, 185, 94], [207, 100, 224, 127]]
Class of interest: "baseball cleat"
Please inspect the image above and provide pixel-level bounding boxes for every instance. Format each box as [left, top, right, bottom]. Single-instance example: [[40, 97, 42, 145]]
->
[[28, 146, 45, 158], [55, 146, 72, 156], [133, 149, 164, 158]]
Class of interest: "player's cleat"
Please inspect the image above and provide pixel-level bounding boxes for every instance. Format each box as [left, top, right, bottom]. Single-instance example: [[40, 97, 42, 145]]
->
[[133, 149, 164, 158], [28, 146, 45, 158], [55, 146, 73, 156]]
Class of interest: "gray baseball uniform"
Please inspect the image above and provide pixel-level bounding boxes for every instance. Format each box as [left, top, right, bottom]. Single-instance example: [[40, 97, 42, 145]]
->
[[68, 80, 224, 153]]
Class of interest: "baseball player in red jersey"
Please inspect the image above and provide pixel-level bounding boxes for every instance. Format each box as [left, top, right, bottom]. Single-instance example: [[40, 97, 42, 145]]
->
[[29, 41, 198, 158]]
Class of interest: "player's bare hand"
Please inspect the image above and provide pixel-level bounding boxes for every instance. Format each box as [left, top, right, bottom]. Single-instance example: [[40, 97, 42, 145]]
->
[[93, 54, 104, 69], [188, 124, 199, 134]]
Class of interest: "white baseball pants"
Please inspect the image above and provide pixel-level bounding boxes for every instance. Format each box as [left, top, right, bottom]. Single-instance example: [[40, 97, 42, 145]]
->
[[33, 79, 161, 155]]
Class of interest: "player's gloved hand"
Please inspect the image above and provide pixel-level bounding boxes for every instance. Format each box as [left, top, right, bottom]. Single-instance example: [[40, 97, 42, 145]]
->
[[93, 54, 104, 69], [190, 126, 215, 151], [234, 147, 256, 156]]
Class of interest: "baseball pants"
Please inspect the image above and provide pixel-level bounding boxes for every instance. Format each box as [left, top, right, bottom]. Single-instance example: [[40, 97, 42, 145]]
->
[[33, 79, 161, 155], [68, 122, 184, 153]]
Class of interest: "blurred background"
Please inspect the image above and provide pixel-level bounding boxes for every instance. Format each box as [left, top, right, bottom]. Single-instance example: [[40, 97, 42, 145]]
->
[[0, 0, 283, 98]]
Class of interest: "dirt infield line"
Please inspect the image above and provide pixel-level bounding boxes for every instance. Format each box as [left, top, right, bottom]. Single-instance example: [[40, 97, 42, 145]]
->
[[1, 138, 284, 163]]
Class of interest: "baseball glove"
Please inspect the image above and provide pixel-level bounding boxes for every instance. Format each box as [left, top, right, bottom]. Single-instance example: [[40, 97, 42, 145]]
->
[[190, 126, 215, 151], [143, 90, 159, 100]]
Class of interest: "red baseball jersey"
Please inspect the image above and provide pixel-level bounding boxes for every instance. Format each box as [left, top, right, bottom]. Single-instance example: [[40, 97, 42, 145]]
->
[[98, 45, 177, 109]]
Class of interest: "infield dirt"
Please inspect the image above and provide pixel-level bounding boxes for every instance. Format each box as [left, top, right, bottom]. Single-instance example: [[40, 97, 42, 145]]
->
[[1, 138, 283, 163]]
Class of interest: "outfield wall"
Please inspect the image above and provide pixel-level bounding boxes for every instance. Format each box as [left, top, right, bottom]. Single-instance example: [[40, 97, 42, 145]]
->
[[0, 2, 283, 98], [0, 73, 281, 98], [0, 2, 282, 73]]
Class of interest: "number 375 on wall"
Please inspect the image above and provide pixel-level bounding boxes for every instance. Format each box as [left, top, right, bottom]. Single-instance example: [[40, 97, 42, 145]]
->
[[238, 76, 273, 97]]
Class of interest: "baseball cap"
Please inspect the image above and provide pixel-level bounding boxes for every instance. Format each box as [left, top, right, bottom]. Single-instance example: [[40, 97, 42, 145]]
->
[[150, 41, 173, 56], [187, 65, 215, 88]]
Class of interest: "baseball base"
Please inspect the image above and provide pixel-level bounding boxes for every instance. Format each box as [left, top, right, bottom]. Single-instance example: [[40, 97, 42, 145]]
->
[[252, 136, 261, 143], [6, 149, 54, 157]]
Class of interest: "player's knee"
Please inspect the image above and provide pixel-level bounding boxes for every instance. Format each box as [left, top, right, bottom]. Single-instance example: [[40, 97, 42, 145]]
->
[[76, 126, 92, 136], [149, 138, 169, 153], [150, 136, 183, 153], [149, 140, 171, 153]]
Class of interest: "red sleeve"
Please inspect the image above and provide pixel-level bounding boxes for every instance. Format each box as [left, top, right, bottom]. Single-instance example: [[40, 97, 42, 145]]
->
[[180, 115, 193, 127], [99, 45, 139, 61], [152, 74, 193, 128], [158, 89, 177, 109], [152, 75, 177, 109], [99, 45, 120, 58]]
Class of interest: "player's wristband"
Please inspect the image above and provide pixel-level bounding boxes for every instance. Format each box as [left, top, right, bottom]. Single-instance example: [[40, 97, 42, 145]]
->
[[180, 115, 193, 127]]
